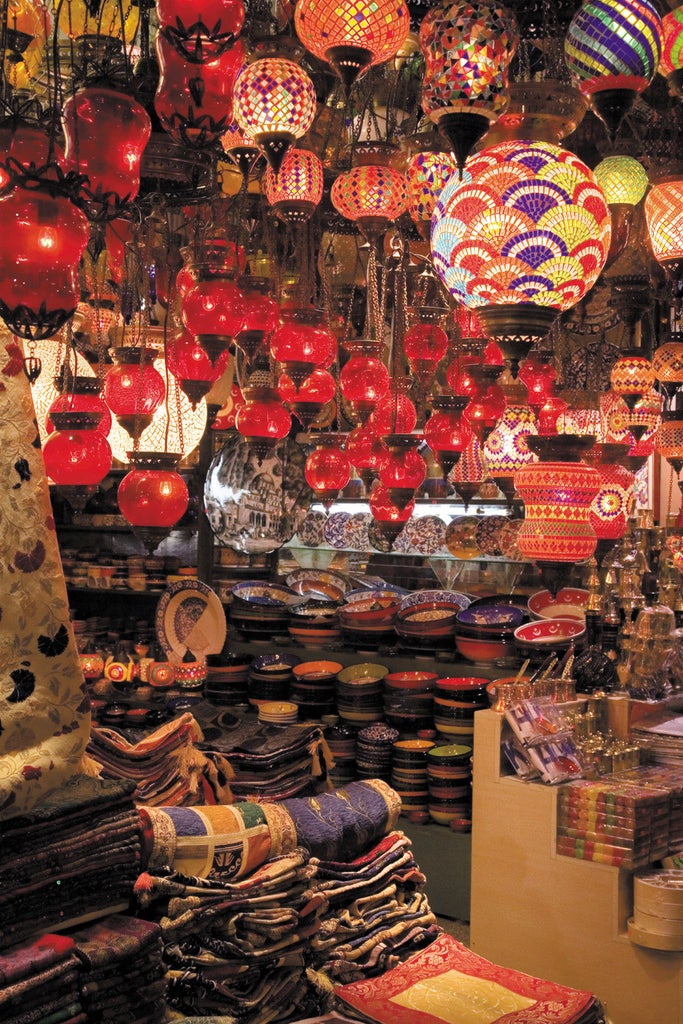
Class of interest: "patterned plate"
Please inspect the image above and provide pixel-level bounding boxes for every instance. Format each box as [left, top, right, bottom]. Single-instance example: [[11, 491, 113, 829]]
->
[[445, 516, 479, 559], [475, 515, 509, 557], [343, 511, 372, 551], [297, 510, 327, 548], [156, 580, 227, 662], [323, 511, 351, 549], [400, 589, 471, 612], [401, 515, 448, 555], [368, 519, 395, 553], [498, 518, 524, 561]]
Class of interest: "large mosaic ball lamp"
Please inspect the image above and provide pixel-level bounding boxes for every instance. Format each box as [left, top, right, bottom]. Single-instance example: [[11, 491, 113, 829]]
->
[[431, 140, 612, 372], [564, 0, 663, 142], [645, 175, 683, 292]]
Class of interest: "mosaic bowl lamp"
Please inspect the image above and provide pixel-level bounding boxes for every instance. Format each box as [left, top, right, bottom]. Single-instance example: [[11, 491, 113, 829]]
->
[[263, 148, 324, 225], [515, 433, 602, 595], [294, 0, 410, 93], [653, 340, 683, 405], [405, 148, 458, 239], [645, 173, 683, 300], [378, 434, 427, 509], [117, 451, 189, 553], [430, 140, 612, 377], [233, 56, 317, 173], [658, 6, 683, 98], [220, 120, 261, 182], [482, 403, 538, 506], [564, 0, 663, 143], [609, 352, 656, 413], [419, 0, 519, 174], [593, 156, 649, 269], [304, 434, 351, 506], [449, 434, 485, 507]]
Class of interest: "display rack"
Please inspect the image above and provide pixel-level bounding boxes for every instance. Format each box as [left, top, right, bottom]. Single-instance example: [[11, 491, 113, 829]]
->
[[470, 709, 683, 1024]]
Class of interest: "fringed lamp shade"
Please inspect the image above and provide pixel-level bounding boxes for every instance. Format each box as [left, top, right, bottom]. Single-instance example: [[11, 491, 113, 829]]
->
[[233, 57, 317, 173], [331, 164, 410, 238], [645, 179, 683, 273], [406, 150, 458, 236], [593, 156, 649, 206], [659, 7, 683, 96], [430, 140, 612, 326], [294, 0, 410, 91], [263, 148, 324, 224]]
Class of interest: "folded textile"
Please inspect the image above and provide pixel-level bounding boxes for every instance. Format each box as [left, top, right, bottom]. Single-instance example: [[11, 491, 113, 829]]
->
[[334, 932, 605, 1024], [0, 934, 75, 987]]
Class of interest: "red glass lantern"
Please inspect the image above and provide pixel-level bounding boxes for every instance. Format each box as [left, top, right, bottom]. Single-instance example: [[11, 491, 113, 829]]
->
[[340, 339, 390, 422], [270, 307, 336, 385], [403, 316, 449, 387], [61, 86, 151, 219], [181, 270, 245, 363], [379, 435, 427, 510], [279, 368, 336, 428], [263, 147, 324, 224], [167, 328, 230, 406], [0, 184, 88, 339], [235, 385, 292, 460], [232, 276, 280, 363], [305, 434, 350, 504], [368, 380, 418, 435], [117, 451, 189, 551], [518, 354, 557, 412], [424, 395, 473, 477], [462, 366, 506, 441], [369, 480, 414, 541], [43, 410, 112, 490], [346, 423, 388, 488], [331, 163, 409, 242], [157, 0, 245, 62], [233, 57, 317, 173], [102, 347, 166, 438], [155, 34, 246, 148], [46, 376, 112, 436], [537, 389, 569, 436]]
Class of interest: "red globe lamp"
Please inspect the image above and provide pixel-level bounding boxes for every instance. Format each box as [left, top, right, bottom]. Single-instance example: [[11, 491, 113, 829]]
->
[[369, 480, 415, 542], [424, 395, 473, 478], [367, 378, 418, 436], [460, 365, 506, 440], [235, 385, 292, 461], [102, 347, 166, 439], [117, 451, 189, 552], [340, 338, 391, 423], [233, 276, 280, 364], [659, 6, 683, 98], [403, 314, 449, 387], [379, 435, 427, 510], [270, 307, 337, 386], [43, 410, 112, 511], [263, 147, 324, 224], [167, 328, 230, 407], [157, 0, 245, 62], [346, 423, 388, 489], [181, 271, 245, 364], [46, 376, 112, 437], [537, 388, 569, 437], [305, 434, 350, 505], [279, 368, 336, 429]]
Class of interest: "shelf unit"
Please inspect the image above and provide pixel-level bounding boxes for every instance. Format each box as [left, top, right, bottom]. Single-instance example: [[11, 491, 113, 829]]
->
[[470, 709, 683, 1024]]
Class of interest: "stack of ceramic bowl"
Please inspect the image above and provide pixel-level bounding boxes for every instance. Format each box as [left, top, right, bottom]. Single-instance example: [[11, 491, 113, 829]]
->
[[391, 738, 435, 819], [356, 722, 400, 780], [433, 676, 489, 745], [427, 742, 473, 827], [335, 662, 388, 726], [338, 591, 401, 649], [513, 617, 586, 667], [204, 653, 252, 705], [454, 603, 524, 666], [325, 720, 358, 786], [230, 581, 303, 641], [383, 671, 438, 734], [287, 600, 341, 648], [290, 660, 342, 719], [247, 653, 301, 707], [257, 701, 299, 726], [394, 590, 471, 654]]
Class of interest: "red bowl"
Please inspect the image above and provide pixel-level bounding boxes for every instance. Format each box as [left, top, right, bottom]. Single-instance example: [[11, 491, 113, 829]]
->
[[455, 634, 515, 664]]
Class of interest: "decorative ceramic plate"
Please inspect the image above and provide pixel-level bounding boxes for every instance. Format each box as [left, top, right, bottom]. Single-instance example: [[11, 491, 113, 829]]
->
[[527, 588, 590, 621], [401, 515, 448, 555], [497, 518, 524, 561], [514, 618, 586, 645], [344, 587, 405, 605], [297, 511, 327, 548], [475, 514, 509, 556], [250, 652, 302, 673], [368, 520, 395, 553], [323, 511, 351, 549], [456, 604, 525, 628], [399, 589, 471, 612], [343, 511, 372, 551], [156, 580, 227, 663], [445, 516, 479, 559]]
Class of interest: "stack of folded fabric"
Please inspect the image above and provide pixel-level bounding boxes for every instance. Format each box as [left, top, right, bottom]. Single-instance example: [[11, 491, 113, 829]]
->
[[308, 831, 438, 985], [134, 849, 325, 1024], [0, 775, 141, 949], [0, 934, 83, 1024], [70, 914, 167, 1024], [87, 713, 233, 806]]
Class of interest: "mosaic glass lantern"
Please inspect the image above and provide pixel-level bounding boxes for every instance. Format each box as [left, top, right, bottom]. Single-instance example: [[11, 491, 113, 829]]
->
[[584, 443, 635, 544], [220, 120, 260, 180], [331, 163, 410, 243], [305, 434, 350, 504], [653, 341, 683, 403], [379, 435, 427, 510], [482, 403, 538, 505], [294, 0, 410, 92], [117, 451, 189, 552], [339, 339, 391, 422], [610, 352, 656, 409], [424, 395, 473, 477], [564, 0, 662, 141], [449, 434, 485, 506], [656, 415, 683, 474], [233, 57, 317, 173], [263, 148, 324, 224], [419, 0, 519, 172], [645, 176, 683, 288], [594, 155, 649, 268], [431, 140, 612, 370], [659, 6, 683, 98], [405, 149, 458, 239], [157, 0, 245, 62], [369, 480, 415, 541]]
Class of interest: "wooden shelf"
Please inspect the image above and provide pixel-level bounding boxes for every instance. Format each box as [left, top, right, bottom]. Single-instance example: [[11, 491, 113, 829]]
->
[[470, 710, 683, 1024]]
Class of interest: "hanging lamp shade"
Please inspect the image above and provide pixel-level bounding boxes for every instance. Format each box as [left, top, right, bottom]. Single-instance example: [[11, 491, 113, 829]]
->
[[379, 434, 427, 510], [304, 434, 350, 504], [340, 339, 391, 422], [181, 269, 246, 363], [43, 410, 112, 511], [117, 451, 189, 552], [368, 480, 415, 541], [346, 423, 388, 488], [405, 149, 458, 239], [294, 0, 410, 93], [233, 57, 317, 174], [157, 0, 245, 62], [431, 139, 611, 373], [220, 120, 260, 180], [564, 0, 662, 143], [609, 352, 656, 409], [482, 402, 538, 504], [645, 175, 683, 289], [518, 354, 557, 412], [594, 155, 649, 268], [234, 276, 280, 364], [102, 347, 166, 439], [537, 389, 569, 437], [424, 395, 473, 477], [419, 0, 519, 173], [46, 376, 112, 437], [235, 385, 292, 461], [263, 148, 324, 224], [659, 6, 683, 98], [61, 86, 151, 220], [279, 368, 336, 428], [166, 328, 231, 407], [656, 415, 683, 474], [368, 379, 418, 435], [331, 164, 410, 243], [462, 370, 506, 440], [403, 315, 450, 387], [270, 307, 336, 386]]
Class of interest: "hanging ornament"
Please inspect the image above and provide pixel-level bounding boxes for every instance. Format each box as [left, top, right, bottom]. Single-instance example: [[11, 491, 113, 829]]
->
[[304, 434, 350, 505], [117, 451, 189, 553], [263, 147, 324, 225], [403, 308, 450, 388], [461, 365, 506, 441], [368, 480, 414, 541], [294, 0, 410, 93], [43, 410, 112, 512], [368, 378, 418, 435], [518, 353, 557, 413], [331, 161, 410, 245], [233, 56, 317, 174], [644, 171, 683, 302], [584, 442, 635, 563], [405, 147, 458, 239], [346, 422, 388, 490], [609, 352, 656, 410], [233, 276, 280, 365], [180, 247, 246, 364], [102, 346, 166, 439], [220, 120, 261, 182], [166, 328, 231, 407], [379, 435, 427, 510], [449, 434, 485, 507], [157, 0, 245, 62], [564, 0, 662, 143], [46, 375, 112, 436], [424, 395, 473, 478], [419, 0, 519, 174]]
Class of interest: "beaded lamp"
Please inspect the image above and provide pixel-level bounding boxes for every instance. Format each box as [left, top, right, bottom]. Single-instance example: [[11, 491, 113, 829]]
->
[[659, 6, 683, 97], [564, 0, 662, 142], [294, 0, 410, 92], [419, 0, 519, 173], [233, 57, 317, 173], [431, 140, 612, 374], [263, 148, 324, 224]]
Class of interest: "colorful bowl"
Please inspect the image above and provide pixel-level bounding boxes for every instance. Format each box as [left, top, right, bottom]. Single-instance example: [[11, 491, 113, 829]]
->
[[527, 588, 589, 621]]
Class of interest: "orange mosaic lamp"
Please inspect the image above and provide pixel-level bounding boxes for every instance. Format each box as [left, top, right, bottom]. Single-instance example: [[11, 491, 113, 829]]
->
[[331, 163, 409, 243], [263, 147, 324, 224], [645, 175, 683, 292]]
